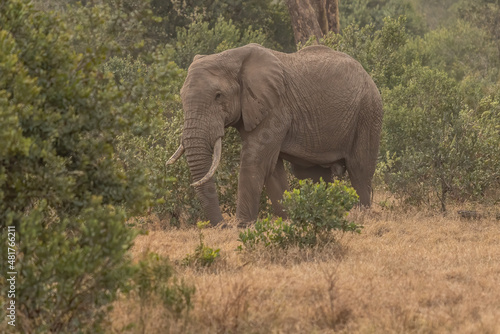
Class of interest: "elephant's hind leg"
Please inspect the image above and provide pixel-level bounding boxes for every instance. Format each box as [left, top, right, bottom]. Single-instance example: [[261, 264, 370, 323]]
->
[[265, 158, 289, 218], [345, 151, 376, 207], [347, 166, 372, 207]]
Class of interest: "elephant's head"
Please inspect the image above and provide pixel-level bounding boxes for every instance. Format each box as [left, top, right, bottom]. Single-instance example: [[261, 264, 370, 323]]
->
[[167, 43, 285, 225]]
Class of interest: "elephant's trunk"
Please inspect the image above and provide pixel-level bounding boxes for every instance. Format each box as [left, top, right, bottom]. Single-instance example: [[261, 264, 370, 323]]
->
[[183, 124, 223, 225], [191, 138, 221, 187]]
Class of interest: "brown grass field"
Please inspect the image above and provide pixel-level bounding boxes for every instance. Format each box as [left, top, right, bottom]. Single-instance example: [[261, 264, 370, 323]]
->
[[110, 201, 500, 334]]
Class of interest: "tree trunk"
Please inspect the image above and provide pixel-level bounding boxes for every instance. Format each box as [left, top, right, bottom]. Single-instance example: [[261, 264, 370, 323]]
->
[[286, 0, 340, 45], [324, 0, 340, 34], [286, 0, 323, 45]]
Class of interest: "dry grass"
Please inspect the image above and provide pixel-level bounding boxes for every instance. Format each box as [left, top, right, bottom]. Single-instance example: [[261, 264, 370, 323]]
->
[[110, 203, 500, 334]]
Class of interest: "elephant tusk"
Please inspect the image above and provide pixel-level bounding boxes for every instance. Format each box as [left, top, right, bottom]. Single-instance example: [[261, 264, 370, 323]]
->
[[166, 143, 185, 166], [191, 137, 222, 187]]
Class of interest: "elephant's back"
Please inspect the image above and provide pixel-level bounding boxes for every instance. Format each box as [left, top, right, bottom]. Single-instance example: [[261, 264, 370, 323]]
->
[[281, 45, 378, 114], [279, 45, 382, 155], [283, 45, 363, 72], [295, 45, 355, 61], [280, 46, 374, 92]]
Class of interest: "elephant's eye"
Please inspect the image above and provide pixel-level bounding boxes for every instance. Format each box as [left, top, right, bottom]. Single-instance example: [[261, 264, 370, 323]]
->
[[215, 93, 221, 101]]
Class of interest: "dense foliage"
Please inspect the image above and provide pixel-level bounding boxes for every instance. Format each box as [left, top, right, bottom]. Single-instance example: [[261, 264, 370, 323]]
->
[[174, 17, 269, 69], [340, 0, 427, 36]]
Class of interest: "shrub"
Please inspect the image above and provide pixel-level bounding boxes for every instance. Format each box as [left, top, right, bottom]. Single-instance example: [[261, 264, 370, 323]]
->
[[238, 179, 360, 250], [340, 0, 427, 36], [146, 0, 295, 51], [174, 16, 269, 68], [237, 216, 294, 250], [405, 21, 500, 82], [36, 0, 153, 55], [282, 179, 361, 235], [0, 0, 156, 332], [382, 65, 500, 209], [9, 200, 138, 333], [183, 222, 220, 267]]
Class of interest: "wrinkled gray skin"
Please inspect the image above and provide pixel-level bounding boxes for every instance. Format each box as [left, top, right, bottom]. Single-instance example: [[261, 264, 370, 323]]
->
[[170, 43, 383, 226]]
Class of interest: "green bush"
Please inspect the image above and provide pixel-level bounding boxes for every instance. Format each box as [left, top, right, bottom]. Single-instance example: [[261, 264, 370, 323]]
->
[[381, 65, 500, 209], [31, 0, 154, 56], [237, 216, 295, 250], [183, 222, 220, 267], [0, 0, 160, 332], [455, 0, 500, 73], [405, 20, 500, 82], [238, 179, 360, 250], [174, 16, 269, 68], [340, 0, 427, 36], [282, 179, 361, 234], [10, 200, 138, 333]]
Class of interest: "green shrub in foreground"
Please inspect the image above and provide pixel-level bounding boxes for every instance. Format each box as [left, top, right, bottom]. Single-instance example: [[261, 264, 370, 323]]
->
[[0, 1, 156, 332], [238, 179, 361, 250], [183, 222, 220, 267]]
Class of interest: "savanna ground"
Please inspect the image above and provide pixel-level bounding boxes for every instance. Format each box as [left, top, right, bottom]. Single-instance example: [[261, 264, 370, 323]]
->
[[110, 195, 500, 334]]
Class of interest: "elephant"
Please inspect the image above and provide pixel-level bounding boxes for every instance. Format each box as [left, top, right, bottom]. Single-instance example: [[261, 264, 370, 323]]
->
[[167, 43, 383, 226]]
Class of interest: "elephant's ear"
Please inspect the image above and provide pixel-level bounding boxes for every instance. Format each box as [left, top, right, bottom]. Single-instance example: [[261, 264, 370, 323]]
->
[[240, 45, 285, 132]]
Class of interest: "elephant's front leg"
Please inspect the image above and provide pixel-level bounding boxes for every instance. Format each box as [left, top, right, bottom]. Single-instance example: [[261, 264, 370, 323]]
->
[[235, 163, 266, 224], [265, 158, 289, 218], [236, 149, 281, 225]]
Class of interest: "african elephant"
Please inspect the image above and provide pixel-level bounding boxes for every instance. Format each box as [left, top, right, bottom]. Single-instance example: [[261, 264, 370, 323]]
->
[[167, 43, 383, 226]]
